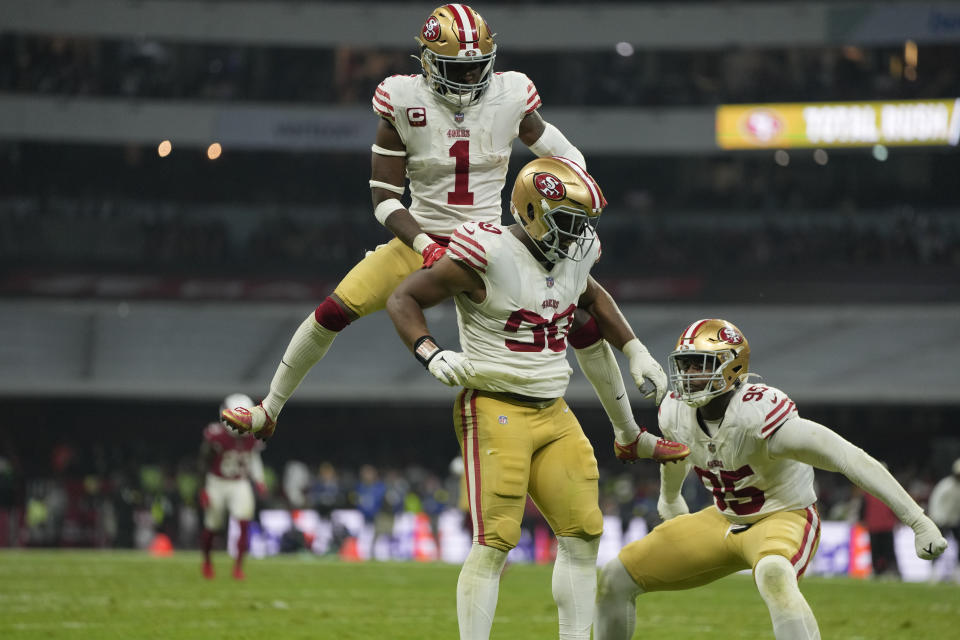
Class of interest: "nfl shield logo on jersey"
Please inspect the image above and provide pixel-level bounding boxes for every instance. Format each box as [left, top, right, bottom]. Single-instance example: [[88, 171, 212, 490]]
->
[[708, 443, 716, 453], [498, 415, 508, 424], [545, 276, 554, 288], [454, 112, 465, 123]]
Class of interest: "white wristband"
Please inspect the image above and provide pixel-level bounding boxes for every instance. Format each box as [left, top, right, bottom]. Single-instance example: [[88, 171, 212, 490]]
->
[[412, 233, 433, 254], [374, 198, 404, 226]]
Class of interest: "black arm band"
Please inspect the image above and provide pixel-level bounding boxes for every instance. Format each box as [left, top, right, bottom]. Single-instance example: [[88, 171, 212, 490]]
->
[[413, 335, 443, 367]]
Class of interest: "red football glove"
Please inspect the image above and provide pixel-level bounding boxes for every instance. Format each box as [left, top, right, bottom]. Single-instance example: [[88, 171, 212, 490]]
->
[[255, 482, 268, 497], [421, 243, 446, 268]]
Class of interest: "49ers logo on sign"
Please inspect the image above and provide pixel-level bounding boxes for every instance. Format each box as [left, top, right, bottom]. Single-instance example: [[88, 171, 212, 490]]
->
[[407, 107, 427, 127], [533, 172, 565, 200], [718, 327, 743, 344], [422, 16, 441, 42]]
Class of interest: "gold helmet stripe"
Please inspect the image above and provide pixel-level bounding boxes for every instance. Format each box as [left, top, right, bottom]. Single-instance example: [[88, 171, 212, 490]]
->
[[553, 156, 606, 211], [447, 4, 479, 51]]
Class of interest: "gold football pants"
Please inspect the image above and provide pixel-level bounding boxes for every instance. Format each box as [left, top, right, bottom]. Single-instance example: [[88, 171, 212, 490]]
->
[[333, 237, 423, 318], [455, 389, 604, 552], [619, 504, 821, 592]]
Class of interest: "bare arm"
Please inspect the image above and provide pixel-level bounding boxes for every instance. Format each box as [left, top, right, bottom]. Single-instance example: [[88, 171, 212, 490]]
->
[[577, 276, 636, 350], [386, 256, 484, 352], [370, 119, 423, 249], [577, 276, 668, 403]]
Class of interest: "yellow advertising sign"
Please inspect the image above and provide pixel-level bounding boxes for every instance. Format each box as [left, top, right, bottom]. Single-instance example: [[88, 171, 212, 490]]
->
[[716, 98, 960, 149]]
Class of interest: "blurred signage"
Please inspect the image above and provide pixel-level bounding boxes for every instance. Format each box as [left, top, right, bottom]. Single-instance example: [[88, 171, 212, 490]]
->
[[716, 98, 960, 149]]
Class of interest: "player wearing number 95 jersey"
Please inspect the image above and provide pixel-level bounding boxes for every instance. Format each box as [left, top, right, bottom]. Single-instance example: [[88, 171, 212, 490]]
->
[[387, 157, 688, 640], [220, 4, 663, 443], [595, 319, 949, 640]]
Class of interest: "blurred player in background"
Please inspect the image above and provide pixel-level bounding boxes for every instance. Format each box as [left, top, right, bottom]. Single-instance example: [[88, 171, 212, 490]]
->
[[200, 393, 267, 580], [387, 157, 688, 640], [929, 458, 960, 582], [222, 4, 667, 445], [595, 319, 948, 640]]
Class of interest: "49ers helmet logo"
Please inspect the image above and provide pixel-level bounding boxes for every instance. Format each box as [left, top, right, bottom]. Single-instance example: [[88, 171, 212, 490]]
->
[[422, 16, 441, 42], [718, 327, 743, 344], [533, 172, 566, 200]]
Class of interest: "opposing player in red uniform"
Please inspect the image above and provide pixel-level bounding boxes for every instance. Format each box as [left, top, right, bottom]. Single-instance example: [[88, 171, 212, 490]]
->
[[222, 4, 668, 445], [200, 393, 266, 580]]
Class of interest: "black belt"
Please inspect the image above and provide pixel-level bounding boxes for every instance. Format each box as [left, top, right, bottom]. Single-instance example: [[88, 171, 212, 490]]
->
[[474, 390, 559, 409]]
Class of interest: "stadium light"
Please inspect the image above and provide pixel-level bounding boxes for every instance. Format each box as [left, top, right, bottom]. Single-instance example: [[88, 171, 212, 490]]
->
[[774, 150, 789, 166], [615, 42, 634, 57], [157, 140, 172, 157], [207, 143, 222, 160]]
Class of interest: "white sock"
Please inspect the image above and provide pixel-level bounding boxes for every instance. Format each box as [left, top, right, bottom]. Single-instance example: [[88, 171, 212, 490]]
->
[[552, 536, 600, 640], [457, 544, 508, 640], [262, 314, 337, 419], [754, 555, 821, 640], [594, 556, 642, 640], [574, 341, 637, 443]]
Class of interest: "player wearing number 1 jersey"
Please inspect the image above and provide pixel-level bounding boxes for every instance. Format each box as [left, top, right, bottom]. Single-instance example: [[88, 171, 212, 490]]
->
[[595, 319, 948, 640], [219, 4, 659, 441], [387, 157, 688, 640]]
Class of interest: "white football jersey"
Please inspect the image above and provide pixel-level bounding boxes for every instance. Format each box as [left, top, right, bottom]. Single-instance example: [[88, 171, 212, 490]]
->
[[372, 72, 542, 236], [659, 381, 816, 525], [446, 221, 599, 398]]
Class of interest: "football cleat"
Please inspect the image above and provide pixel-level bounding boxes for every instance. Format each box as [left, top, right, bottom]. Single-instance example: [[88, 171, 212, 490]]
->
[[221, 402, 276, 441], [232, 565, 245, 581], [614, 431, 690, 464], [202, 561, 214, 580]]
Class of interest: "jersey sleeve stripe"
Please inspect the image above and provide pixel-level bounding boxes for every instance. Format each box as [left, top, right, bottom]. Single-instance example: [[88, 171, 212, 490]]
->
[[761, 401, 796, 438], [447, 244, 487, 273], [373, 95, 393, 113], [452, 229, 486, 254], [765, 398, 790, 420], [449, 233, 489, 269], [376, 86, 391, 100], [524, 97, 542, 114]]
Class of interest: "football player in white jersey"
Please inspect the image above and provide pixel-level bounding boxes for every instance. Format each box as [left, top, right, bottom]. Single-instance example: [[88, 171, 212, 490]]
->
[[594, 319, 949, 640], [386, 157, 689, 640], [222, 4, 668, 446]]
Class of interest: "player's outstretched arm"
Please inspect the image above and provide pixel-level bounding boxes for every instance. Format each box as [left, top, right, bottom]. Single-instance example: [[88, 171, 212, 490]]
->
[[769, 417, 948, 560], [577, 277, 668, 404], [386, 257, 483, 386], [370, 119, 444, 267]]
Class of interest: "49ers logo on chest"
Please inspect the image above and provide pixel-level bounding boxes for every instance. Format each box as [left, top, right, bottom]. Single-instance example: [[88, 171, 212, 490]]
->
[[533, 173, 565, 200], [422, 16, 441, 42]]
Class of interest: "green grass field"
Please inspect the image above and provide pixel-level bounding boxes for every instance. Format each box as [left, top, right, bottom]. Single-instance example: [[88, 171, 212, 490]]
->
[[1, 551, 957, 639]]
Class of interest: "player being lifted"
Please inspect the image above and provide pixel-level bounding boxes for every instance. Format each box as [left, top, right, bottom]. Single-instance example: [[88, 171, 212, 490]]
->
[[200, 393, 267, 580], [387, 157, 689, 640], [222, 4, 669, 451], [594, 319, 948, 640]]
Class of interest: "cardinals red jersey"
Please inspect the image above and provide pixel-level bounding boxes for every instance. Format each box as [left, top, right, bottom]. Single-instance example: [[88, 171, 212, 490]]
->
[[204, 422, 263, 480]]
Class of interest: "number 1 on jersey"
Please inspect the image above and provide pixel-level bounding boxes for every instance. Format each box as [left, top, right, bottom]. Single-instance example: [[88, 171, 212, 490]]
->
[[448, 140, 474, 205]]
